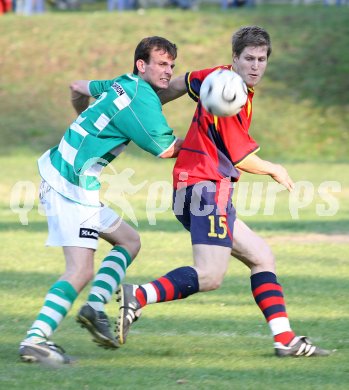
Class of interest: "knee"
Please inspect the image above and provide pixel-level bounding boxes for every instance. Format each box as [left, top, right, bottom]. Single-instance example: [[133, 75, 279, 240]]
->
[[205, 275, 224, 291], [245, 242, 275, 271], [198, 269, 225, 292], [129, 233, 141, 259], [77, 263, 95, 284], [254, 244, 275, 268], [119, 231, 141, 261], [82, 268, 95, 287], [63, 262, 94, 292], [206, 278, 224, 291]]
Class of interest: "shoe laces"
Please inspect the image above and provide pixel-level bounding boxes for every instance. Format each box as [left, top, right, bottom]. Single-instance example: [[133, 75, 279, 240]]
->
[[45, 341, 66, 354], [95, 312, 112, 329]]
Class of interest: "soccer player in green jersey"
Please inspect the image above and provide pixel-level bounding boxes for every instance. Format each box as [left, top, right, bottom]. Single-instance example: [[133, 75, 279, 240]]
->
[[19, 36, 183, 365]]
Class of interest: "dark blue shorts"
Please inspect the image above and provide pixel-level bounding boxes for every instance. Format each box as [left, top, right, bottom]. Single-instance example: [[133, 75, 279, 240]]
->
[[172, 181, 236, 248]]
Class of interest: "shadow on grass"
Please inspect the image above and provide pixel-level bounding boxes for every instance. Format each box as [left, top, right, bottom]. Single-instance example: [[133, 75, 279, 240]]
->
[[2, 270, 348, 297], [1, 218, 348, 235], [0, 221, 48, 233], [1, 330, 347, 389], [240, 219, 349, 234], [2, 267, 348, 387]]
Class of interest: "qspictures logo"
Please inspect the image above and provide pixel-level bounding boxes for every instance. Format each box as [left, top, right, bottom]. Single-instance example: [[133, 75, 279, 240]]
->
[[9, 166, 342, 226]]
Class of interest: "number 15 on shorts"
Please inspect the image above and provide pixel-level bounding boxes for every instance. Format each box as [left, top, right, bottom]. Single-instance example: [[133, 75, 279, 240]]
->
[[208, 215, 227, 239]]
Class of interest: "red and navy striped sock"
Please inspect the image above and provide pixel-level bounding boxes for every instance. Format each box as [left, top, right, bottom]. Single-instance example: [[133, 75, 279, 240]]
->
[[251, 271, 295, 346], [135, 266, 199, 307]]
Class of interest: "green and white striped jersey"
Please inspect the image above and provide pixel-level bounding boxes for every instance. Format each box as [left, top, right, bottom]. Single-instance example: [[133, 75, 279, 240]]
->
[[38, 73, 176, 206]]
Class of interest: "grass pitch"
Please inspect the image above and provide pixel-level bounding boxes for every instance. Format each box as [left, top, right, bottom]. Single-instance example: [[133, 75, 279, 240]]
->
[[0, 152, 348, 389]]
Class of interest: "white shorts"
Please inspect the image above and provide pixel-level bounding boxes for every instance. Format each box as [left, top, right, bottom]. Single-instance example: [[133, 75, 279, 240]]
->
[[40, 183, 119, 249]]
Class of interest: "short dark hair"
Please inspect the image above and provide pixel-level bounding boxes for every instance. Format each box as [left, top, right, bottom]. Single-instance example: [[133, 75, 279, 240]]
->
[[133, 36, 178, 74], [232, 26, 272, 58]]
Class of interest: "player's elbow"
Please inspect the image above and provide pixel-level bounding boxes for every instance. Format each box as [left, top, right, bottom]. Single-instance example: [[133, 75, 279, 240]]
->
[[159, 139, 183, 159]]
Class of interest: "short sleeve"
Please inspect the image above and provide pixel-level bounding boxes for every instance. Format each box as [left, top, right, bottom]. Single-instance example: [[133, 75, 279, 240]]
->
[[228, 129, 260, 165], [115, 90, 176, 157], [129, 105, 176, 157], [89, 79, 116, 99], [185, 65, 233, 102]]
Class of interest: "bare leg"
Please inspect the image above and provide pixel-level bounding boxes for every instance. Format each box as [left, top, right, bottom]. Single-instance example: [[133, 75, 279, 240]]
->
[[231, 218, 275, 274], [192, 244, 231, 291]]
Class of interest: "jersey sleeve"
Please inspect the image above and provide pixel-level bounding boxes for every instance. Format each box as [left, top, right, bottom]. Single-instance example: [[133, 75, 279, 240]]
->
[[116, 92, 176, 157], [88, 79, 116, 99], [229, 130, 260, 166], [185, 65, 232, 102], [131, 106, 176, 157]]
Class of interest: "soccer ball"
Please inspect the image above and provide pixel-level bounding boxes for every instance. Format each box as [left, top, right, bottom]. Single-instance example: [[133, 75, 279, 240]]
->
[[200, 69, 248, 117]]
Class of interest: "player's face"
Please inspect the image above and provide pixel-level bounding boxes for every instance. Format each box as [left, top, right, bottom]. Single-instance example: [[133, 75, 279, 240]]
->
[[232, 45, 268, 88], [138, 49, 175, 90]]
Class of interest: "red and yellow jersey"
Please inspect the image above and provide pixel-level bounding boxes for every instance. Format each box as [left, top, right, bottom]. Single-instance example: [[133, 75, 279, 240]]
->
[[173, 65, 260, 189]]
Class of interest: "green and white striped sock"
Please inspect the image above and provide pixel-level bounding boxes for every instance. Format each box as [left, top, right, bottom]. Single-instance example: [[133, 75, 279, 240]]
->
[[26, 280, 78, 342], [87, 246, 131, 312]]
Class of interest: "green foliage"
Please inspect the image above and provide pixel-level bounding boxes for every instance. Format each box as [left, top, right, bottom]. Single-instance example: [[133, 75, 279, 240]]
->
[[0, 5, 348, 161]]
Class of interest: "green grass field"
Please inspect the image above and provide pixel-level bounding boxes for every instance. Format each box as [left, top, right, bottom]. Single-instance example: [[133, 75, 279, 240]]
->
[[1, 152, 348, 389], [0, 4, 349, 390]]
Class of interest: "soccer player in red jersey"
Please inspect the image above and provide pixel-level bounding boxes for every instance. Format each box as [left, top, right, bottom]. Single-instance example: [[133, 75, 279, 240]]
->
[[117, 26, 330, 357]]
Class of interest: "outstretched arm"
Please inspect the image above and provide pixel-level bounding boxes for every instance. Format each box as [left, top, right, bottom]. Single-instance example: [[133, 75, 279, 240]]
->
[[70, 80, 91, 115], [158, 75, 187, 105], [236, 153, 294, 192]]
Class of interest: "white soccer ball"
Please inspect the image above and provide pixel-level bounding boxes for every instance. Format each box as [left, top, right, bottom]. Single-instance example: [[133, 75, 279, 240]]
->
[[200, 69, 248, 117]]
